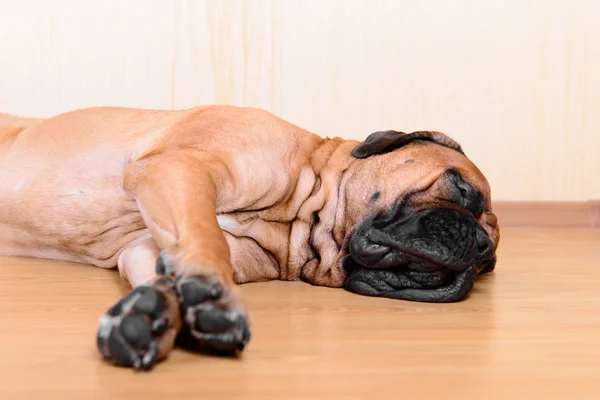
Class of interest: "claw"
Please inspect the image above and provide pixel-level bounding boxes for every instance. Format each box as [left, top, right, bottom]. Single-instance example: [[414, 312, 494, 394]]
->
[[151, 318, 169, 335], [134, 343, 158, 371]]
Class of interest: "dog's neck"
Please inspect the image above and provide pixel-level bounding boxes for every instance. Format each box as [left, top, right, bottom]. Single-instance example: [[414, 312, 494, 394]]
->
[[285, 136, 359, 287]]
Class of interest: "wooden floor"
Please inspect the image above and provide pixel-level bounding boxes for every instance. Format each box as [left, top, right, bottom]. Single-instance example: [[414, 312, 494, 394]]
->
[[1, 227, 599, 399]]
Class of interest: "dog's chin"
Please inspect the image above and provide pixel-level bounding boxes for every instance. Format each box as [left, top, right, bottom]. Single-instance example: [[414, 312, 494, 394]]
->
[[342, 255, 479, 303]]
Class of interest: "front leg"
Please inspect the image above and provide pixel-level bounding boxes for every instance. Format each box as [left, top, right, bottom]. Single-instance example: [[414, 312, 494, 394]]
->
[[124, 152, 251, 355]]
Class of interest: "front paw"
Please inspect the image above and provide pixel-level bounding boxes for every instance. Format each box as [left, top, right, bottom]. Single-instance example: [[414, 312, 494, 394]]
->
[[96, 277, 181, 370], [176, 274, 251, 353], [156, 252, 251, 354]]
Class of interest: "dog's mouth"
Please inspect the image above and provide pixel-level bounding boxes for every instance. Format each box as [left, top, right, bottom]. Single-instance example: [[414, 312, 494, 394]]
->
[[342, 207, 495, 303], [343, 257, 478, 303]]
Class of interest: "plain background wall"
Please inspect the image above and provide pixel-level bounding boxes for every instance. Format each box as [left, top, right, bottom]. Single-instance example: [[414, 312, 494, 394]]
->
[[0, 0, 598, 201]]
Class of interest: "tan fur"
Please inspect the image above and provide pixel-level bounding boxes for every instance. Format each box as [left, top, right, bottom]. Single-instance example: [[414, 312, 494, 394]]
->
[[0, 105, 499, 291]]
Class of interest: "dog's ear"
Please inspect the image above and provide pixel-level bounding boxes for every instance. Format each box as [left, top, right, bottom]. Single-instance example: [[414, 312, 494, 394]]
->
[[351, 130, 465, 159]]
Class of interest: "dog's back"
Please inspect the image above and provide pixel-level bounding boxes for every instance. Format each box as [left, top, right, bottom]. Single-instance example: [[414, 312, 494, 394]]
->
[[0, 113, 41, 154]]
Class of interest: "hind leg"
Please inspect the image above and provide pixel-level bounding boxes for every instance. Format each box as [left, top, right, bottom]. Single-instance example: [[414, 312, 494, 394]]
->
[[117, 235, 161, 287]]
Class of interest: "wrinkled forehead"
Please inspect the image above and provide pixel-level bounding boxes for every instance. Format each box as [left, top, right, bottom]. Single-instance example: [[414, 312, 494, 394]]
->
[[345, 141, 490, 210], [400, 141, 490, 194]]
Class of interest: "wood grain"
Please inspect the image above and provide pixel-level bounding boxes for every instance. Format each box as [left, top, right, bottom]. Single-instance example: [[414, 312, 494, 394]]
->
[[0, 0, 599, 201], [0, 227, 599, 399]]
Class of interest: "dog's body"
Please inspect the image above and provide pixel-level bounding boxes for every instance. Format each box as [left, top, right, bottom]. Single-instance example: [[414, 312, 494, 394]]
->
[[0, 106, 499, 369], [0, 106, 342, 284]]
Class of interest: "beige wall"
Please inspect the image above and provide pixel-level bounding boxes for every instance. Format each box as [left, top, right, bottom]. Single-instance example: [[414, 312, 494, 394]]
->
[[0, 0, 598, 201]]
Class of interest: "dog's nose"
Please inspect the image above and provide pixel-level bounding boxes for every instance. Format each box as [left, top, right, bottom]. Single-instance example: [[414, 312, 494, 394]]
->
[[449, 170, 485, 218]]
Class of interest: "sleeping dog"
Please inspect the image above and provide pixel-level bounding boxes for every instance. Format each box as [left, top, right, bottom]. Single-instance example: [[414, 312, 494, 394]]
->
[[0, 106, 499, 369]]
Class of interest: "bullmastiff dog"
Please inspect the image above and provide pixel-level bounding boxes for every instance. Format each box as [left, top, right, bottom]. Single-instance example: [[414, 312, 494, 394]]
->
[[0, 106, 499, 370]]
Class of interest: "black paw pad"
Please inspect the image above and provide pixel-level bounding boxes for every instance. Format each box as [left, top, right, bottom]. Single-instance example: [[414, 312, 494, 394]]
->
[[180, 278, 222, 309], [106, 328, 142, 366], [194, 308, 237, 333], [120, 315, 153, 349], [131, 286, 163, 319]]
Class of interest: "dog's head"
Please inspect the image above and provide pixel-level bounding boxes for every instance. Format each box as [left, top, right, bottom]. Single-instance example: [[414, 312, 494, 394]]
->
[[337, 130, 499, 303]]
